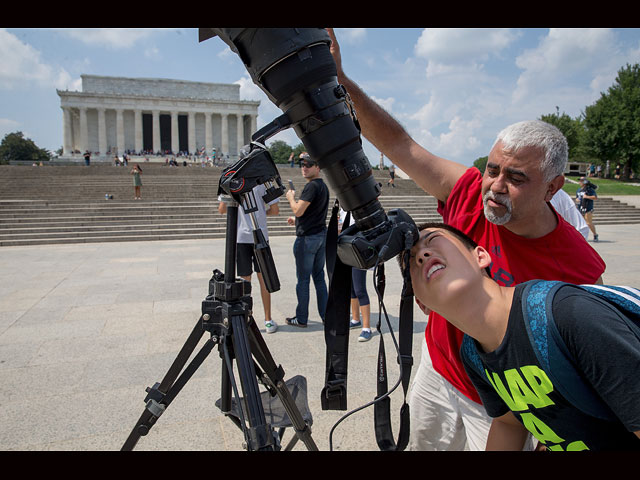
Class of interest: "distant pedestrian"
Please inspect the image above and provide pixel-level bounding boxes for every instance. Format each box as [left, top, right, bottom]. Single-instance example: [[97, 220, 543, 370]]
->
[[576, 177, 598, 242], [131, 164, 143, 200], [84, 150, 91, 166], [387, 164, 396, 187]]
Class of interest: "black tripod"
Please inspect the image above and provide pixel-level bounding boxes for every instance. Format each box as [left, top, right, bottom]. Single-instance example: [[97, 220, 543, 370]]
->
[[121, 200, 317, 451]]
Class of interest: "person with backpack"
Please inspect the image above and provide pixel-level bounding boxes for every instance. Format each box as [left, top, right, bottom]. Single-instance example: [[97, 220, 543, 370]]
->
[[404, 222, 640, 450], [576, 177, 599, 242]]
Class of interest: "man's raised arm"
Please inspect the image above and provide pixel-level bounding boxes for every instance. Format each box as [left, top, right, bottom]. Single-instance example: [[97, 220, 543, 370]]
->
[[327, 28, 467, 203]]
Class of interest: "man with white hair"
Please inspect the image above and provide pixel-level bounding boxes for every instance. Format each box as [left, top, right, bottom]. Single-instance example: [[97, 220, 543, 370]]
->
[[327, 28, 606, 450]]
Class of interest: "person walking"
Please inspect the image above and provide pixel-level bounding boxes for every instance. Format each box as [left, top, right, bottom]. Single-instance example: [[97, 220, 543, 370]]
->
[[285, 152, 329, 328], [131, 164, 143, 200], [576, 177, 599, 242], [387, 163, 396, 187]]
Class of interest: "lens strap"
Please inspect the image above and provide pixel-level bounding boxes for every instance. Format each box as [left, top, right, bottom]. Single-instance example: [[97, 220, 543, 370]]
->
[[321, 199, 352, 411]]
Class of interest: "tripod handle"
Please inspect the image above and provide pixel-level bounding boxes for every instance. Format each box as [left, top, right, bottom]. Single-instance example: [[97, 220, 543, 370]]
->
[[253, 228, 280, 293]]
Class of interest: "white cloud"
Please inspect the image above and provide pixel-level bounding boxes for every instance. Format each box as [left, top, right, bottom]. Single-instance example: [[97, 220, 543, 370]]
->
[[0, 118, 21, 139], [512, 28, 619, 105], [144, 46, 161, 60], [55, 28, 173, 49], [415, 28, 519, 64], [336, 28, 367, 44], [0, 29, 78, 90]]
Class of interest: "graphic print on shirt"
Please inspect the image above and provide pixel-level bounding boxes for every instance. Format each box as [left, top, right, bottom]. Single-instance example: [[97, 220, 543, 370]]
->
[[483, 365, 589, 451]]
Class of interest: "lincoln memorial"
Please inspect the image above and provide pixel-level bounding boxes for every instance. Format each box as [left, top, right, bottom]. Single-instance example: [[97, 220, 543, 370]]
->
[[57, 75, 260, 162]]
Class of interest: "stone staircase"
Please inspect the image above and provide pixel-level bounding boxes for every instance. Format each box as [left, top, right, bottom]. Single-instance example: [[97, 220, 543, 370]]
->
[[1, 164, 639, 246]]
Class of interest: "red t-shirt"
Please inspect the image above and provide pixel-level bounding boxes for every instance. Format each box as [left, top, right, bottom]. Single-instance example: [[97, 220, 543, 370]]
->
[[427, 167, 606, 404]]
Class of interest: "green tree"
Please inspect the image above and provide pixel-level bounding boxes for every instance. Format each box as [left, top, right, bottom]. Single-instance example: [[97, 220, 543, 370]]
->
[[473, 156, 488, 173], [267, 140, 307, 164], [267, 139, 293, 164], [540, 108, 587, 161], [0, 131, 51, 164], [583, 63, 640, 180]]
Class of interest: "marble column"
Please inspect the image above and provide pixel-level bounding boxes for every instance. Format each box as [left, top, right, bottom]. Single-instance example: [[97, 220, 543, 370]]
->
[[62, 107, 72, 156], [116, 109, 125, 155], [171, 111, 179, 154], [236, 114, 244, 154], [221, 113, 229, 156], [98, 108, 107, 157], [152, 110, 160, 153], [205, 113, 212, 155], [134, 110, 143, 153], [79, 107, 88, 153], [188, 111, 196, 154], [251, 114, 258, 138]]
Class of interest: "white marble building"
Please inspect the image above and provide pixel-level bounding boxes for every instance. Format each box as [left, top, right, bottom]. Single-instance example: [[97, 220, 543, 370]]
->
[[57, 75, 260, 161]]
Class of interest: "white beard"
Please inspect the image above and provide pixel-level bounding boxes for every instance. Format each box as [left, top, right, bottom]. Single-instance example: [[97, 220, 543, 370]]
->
[[483, 190, 512, 225]]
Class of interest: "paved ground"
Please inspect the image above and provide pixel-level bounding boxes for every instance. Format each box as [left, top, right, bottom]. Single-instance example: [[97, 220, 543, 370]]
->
[[0, 222, 638, 451]]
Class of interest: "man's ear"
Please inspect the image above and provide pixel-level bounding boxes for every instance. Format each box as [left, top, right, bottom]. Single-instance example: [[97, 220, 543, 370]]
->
[[415, 297, 430, 315], [475, 245, 492, 271], [544, 174, 565, 202]]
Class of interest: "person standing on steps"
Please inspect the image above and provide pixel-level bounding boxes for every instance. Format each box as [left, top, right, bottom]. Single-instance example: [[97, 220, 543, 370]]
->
[[131, 164, 142, 200]]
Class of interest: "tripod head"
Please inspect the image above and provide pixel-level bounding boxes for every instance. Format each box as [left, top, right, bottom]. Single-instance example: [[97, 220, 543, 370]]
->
[[217, 142, 284, 293]]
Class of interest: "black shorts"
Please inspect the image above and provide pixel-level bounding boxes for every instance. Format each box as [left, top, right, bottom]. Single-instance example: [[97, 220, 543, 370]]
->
[[236, 243, 260, 277]]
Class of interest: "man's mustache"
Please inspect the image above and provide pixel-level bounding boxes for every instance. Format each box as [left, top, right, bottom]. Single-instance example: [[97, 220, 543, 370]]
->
[[483, 190, 512, 211]]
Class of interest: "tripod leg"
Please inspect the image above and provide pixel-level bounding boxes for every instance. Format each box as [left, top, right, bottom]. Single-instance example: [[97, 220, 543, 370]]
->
[[246, 317, 318, 451], [228, 312, 279, 451], [121, 318, 212, 450]]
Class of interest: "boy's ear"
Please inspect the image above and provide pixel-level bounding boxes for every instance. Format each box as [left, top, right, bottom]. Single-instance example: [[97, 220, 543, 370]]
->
[[415, 297, 431, 315], [475, 245, 492, 271]]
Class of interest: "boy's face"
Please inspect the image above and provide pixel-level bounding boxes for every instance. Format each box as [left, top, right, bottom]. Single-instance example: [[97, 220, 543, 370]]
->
[[408, 227, 490, 314]]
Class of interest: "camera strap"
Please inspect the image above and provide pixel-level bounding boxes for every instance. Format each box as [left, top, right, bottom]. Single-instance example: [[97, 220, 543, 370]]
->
[[373, 248, 414, 451], [321, 199, 352, 410], [322, 199, 414, 450]]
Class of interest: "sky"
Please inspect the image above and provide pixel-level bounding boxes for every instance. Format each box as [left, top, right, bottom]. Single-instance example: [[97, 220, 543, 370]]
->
[[1, 27, 640, 167]]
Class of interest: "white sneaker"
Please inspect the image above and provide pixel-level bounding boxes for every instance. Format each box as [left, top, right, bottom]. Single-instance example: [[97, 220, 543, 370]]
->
[[265, 320, 278, 334]]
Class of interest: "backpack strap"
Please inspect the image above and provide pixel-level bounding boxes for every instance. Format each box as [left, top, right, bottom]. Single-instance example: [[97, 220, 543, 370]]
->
[[578, 284, 640, 339], [522, 280, 615, 421], [461, 333, 484, 378]]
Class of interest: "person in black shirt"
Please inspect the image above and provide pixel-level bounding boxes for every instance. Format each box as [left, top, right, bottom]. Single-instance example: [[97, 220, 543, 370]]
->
[[284, 153, 329, 328], [402, 221, 640, 450]]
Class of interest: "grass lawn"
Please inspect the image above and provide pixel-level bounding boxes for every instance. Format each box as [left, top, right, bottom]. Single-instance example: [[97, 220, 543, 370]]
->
[[562, 177, 640, 196]]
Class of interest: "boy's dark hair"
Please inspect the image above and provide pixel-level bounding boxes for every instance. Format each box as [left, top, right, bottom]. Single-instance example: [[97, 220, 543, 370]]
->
[[397, 222, 492, 277]]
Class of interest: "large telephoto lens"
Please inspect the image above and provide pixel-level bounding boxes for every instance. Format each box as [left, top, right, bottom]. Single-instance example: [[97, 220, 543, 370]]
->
[[201, 28, 387, 232]]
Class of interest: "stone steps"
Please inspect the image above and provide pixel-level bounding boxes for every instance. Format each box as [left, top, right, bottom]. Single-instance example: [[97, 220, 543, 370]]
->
[[1, 164, 639, 246]]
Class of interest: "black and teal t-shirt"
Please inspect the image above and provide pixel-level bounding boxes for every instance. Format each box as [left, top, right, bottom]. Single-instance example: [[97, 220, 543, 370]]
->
[[462, 283, 640, 451]]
